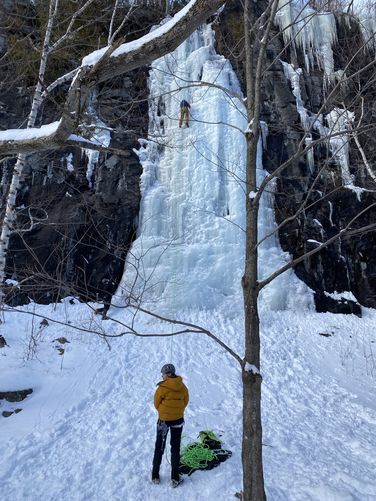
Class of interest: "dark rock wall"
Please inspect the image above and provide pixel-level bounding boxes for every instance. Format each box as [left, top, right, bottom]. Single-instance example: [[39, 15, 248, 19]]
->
[[216, 1, 376, 312], [2, 96, 145, 304], [0, 3, 164, 304]]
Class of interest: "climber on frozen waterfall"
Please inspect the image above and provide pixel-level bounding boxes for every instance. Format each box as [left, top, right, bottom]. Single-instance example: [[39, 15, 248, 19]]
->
[[179, 100, 191, 128]]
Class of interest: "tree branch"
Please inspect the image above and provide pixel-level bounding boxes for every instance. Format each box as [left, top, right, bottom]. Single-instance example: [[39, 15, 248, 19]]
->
[[129, 305, 243, 364], [258, 202, 376, 290], [0, 0, 225, 155]]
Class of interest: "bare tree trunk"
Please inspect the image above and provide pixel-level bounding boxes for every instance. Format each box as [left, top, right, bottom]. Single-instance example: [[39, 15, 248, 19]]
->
[[242, 142, 265, 500], [241, 148, 266, 501], [242, 354, 264, 501], [242, 262, 264, 501], [0, 0, 59, 296], [241, 0, 279, 498], [241, 0, 265, 499]]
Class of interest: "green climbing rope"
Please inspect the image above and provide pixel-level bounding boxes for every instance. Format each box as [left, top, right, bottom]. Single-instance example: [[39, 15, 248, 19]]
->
[[180, 442, 216, 473]]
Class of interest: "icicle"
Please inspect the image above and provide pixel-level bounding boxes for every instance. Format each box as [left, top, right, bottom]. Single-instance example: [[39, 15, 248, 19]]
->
[[305, 137, 314, 173], [83, 96, 111, 188], [282, 62, 313, 171], [260, 121, 269, 150], [276, 1, 337, 79], [325, 107, 354, 186], [66, 153, 74, 172], [328, 201, 334, 226], [350, 2, 376, 50]]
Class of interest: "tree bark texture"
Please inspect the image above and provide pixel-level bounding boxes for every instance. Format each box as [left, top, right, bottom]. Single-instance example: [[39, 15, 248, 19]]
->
[[242, 366, 265, 501], [241, 0, 268, 499], [242, 152, 265, 501]]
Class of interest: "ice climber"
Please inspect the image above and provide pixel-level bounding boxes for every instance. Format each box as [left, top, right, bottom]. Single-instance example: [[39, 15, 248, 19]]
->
[[152, 363, 189, 488], [179, 100, 191, 128]]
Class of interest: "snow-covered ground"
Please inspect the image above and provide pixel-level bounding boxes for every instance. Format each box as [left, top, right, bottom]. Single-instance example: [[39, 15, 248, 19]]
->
[[1, 23, 376, 501], [1, 302, 376, 501]]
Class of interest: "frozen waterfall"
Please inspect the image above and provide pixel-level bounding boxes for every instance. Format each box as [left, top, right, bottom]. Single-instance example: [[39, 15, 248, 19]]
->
[[117, 24, 312, 314]]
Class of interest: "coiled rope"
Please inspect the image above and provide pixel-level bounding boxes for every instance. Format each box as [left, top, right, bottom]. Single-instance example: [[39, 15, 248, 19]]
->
[[180, 442, 217, 474]]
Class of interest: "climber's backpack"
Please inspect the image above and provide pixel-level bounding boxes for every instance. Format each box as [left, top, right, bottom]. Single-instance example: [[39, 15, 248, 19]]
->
[[179, 430, 232, 476]]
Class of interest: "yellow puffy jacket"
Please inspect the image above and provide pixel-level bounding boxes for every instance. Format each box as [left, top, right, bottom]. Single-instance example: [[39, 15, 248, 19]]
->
[[154, 375, 189, 421]]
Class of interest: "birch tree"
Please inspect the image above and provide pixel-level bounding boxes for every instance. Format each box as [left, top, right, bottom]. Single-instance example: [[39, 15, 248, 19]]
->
[[0, 0, 60, 297]]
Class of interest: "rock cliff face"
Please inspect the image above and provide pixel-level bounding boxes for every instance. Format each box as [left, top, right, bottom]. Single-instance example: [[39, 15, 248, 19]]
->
[[0, 2, 161, 304], [1, 1, 376, 313], [216, 1, 376, 314], [4, 123, 143, 304]]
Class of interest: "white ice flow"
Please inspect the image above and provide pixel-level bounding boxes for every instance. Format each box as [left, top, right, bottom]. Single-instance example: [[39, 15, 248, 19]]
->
[[117, 23, 312, 313], [83, 96, 111, 188]]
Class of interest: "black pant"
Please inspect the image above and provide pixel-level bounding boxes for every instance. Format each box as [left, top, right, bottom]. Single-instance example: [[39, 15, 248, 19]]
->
[[152, 418, 184, 481]]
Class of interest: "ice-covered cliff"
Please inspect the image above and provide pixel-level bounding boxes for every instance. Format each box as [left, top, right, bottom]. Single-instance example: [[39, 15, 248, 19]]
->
[[117, 23, 312, 313]]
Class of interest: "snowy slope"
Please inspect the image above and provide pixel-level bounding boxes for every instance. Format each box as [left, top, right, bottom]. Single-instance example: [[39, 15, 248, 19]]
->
[[1, 22, 376, 501], [1, 302, 376, 501]]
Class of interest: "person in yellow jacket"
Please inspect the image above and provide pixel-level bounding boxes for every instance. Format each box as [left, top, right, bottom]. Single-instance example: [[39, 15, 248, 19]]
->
[[152, 363, 189, 488]]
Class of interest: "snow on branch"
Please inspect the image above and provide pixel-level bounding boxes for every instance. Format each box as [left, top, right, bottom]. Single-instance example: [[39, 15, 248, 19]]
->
[[67, 135, 130, 156], [0, 0, 224, 156], [0, 121, 60, 142], [42, 68, 80, 97], [83, 0, 203, 66], [245, 363, 262, 376], [0, 121, 65, 155], [81, 0, 225, 82]]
